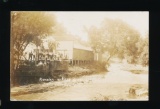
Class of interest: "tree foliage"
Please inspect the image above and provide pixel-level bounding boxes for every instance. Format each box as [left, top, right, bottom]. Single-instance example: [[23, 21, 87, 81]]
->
[[86, 18, 145, 66], [11, 12, 56, 57], [136, 33, 149, 66], [48, 40, 59, 52]]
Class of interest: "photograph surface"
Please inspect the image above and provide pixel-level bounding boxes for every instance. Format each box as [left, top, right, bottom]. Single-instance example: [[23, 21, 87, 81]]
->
[[10, 11, 149, 101]]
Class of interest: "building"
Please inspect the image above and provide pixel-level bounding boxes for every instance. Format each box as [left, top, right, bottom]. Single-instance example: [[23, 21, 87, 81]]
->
[[56, 40, 95, 65], [23, 36, 102, 65]]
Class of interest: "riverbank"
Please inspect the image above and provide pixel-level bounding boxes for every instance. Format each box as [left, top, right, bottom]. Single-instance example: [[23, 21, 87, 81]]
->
[[11, 60, 148, 101]]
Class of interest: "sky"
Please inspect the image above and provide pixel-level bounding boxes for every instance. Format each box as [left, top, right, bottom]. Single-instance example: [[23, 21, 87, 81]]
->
[[53, 11, 149, 41]]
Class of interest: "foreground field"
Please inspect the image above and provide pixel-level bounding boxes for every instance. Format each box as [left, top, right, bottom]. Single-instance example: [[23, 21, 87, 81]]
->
[[11, 59, 148, 101]]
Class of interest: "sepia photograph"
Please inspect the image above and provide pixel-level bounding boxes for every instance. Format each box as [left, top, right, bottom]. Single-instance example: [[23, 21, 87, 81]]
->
[[10, 11, 149, 101]]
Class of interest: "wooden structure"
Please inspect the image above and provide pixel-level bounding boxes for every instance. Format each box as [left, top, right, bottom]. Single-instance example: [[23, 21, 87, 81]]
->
[[56, 41, 96, 66], [72, 48, 94, 65]]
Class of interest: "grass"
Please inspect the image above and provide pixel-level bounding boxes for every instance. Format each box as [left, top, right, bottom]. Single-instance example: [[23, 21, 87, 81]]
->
[[67, 61, 108, 78]]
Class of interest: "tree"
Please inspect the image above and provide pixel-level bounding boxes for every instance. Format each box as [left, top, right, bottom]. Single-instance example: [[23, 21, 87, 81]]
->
[[10, 11, 56, 85], [136, 33, 149, 66], [86, 18, 141, 68], [48, 40, 59, 52]]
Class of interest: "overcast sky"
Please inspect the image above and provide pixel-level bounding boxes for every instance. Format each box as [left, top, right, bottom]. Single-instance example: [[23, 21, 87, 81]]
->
[[53, 11, 149, 41]]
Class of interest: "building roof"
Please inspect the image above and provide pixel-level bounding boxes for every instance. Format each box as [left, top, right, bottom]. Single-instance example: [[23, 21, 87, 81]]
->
[[73, 42, 93, 51], [57, 40, 93, 51]]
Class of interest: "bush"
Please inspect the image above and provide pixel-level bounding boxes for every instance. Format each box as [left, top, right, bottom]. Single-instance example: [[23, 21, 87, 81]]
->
[[91, 61, 109, 72]]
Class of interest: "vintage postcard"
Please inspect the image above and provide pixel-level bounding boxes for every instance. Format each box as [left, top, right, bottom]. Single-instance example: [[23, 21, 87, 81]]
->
[[10, 11, 148, 101]]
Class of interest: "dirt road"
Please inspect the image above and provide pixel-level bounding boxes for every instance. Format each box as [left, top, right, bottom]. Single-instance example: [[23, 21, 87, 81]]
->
[[11, 61, 148, 101]]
